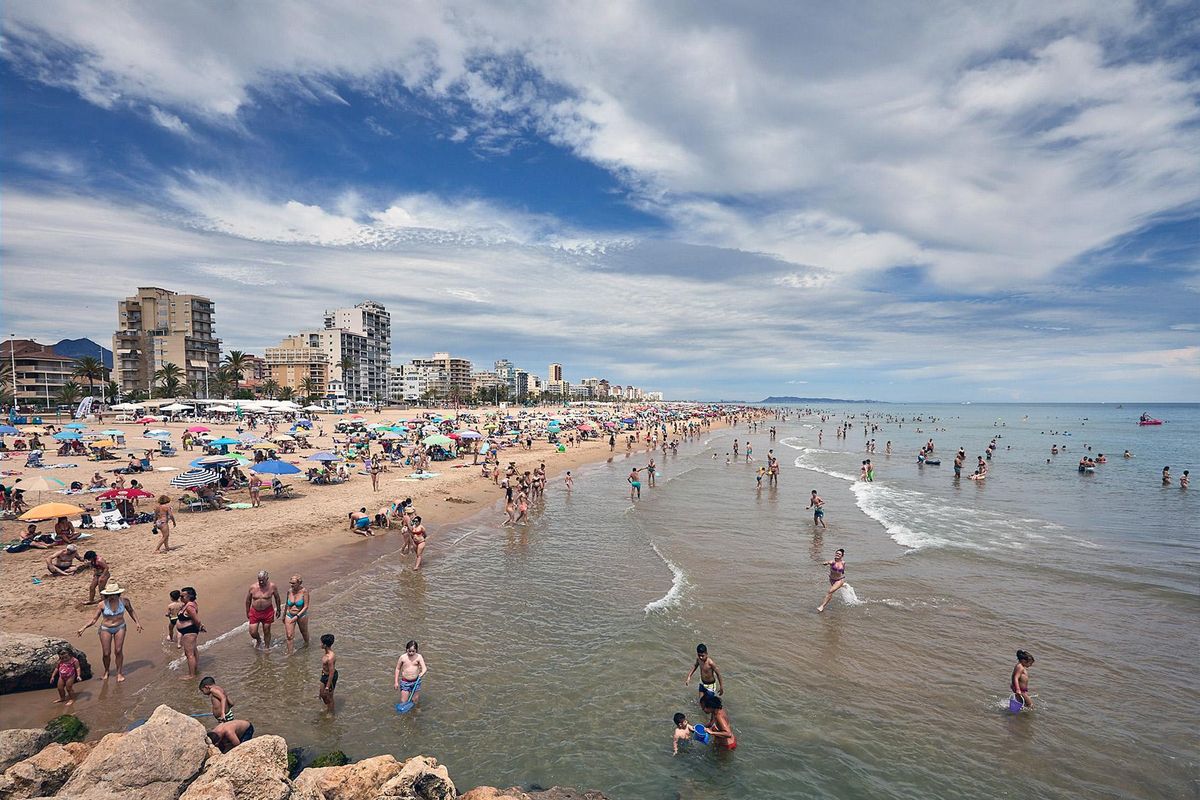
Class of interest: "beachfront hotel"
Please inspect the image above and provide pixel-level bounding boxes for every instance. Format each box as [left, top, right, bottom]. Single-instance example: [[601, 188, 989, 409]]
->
[[0, 339, 79, 410], [323, 301, 391, 403], [111, 287, 221, 397]]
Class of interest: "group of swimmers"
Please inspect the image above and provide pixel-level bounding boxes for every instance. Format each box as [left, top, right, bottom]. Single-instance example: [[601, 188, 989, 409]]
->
[[674, 644, 736, 753]]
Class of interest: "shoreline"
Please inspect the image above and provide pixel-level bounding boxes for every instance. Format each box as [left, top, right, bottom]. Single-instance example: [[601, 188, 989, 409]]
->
[[1, 412, 727, 731]]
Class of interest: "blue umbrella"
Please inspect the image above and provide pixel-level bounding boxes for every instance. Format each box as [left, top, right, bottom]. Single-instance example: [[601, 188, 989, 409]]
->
[[307, 451, 341, 462], [0, 425, 19, 435], [53, 431, 82, 440], [250, 459, 301, 475], [208, 437, 240, 446], [64, 423, 87, 429]]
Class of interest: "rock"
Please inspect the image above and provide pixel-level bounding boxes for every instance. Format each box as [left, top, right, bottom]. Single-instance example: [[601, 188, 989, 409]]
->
[[0, 730, 51, 773], [0, 632, 91, 695], [525, 790, 610, 800], [56, 705, 211, 799], [180, 735, 290, 800], [0, 741, 90, 798], [460, 789, 530, 800], [292, 755, 404, 800], [377, 756, 456, 800]]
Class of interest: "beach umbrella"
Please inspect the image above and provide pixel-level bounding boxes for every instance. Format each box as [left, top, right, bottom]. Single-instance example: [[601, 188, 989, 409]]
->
[[271, 433, 295, 441], [186, 425, 210, 433], [191, 455, 242, 468], [303, 404, 326, 411], [134, 416, 158, 424], [208, 437, 240, 446], [455, 430, 482, 439], [145, 430, 171, 438], [161, 403, 194, 411], [53, 431, 82, 440], [19, 502, 85, 521], [250, 442, 276, 450], [171, 469, 220, 488], [209, 405, 237, 413], [381, 432, 403, 440], [422, 434, 454, 447], [89, 439, 117, 448], [98, 488, 155, 500], [0, 425, 20, 435], [251, 459, 301, 475], [63, 423, 87, 429], [100, 429, 125, 436], [109, 402, 142, 410], [16, 476, 66, 492], [308, 452, 341, 462], [238, 433, 261, 443]]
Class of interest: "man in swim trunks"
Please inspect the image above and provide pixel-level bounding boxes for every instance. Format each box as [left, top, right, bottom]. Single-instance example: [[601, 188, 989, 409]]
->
[[207, 719, 254, 753], [684, 643, 724, 702], [808, 490, 826, 529], [349, 507, 374, 536], [46, 544, 83, 576], [628, 468, 642, 500], [953, 452, 964, 478], [245, 570, 281, 650], [394, 639, 428, 708]]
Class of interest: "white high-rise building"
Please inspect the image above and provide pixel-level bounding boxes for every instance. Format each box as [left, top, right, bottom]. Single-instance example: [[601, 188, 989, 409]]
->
[[323, 301, 391, 402]]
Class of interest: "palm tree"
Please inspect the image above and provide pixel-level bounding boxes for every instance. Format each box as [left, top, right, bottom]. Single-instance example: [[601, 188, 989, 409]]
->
[[211, 366, 239, 399], [126, 388, 148, 403], [261, 378, 280, 399], [278, 386, 295, 401], [104, 380, 121, 403], [223, 350, 250, 377], [0, 359, 12, 406], [153, 362, 184, 399], [299, 377, 320, 404], [59, 381, 83, 404], [72, 356, 106, 400]]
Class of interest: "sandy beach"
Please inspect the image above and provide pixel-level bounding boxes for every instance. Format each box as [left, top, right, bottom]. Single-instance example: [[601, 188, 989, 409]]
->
[[1, 404, 691, 727]]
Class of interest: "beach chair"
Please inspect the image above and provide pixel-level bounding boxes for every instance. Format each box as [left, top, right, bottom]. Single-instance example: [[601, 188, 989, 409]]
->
[[159, 442, 177, 457], [271, 480, 294, 498], [24, 451, 44, 468], [179, 496, 206, 513]]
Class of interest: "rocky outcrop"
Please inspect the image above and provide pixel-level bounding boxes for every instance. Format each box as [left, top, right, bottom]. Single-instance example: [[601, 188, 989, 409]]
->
[[180, 736, 291, 800], [0, 741, 90, 798], [292, 755, 405, 800], [376, 756, 455, 800], [0, 633, 92, 695], [0, 730, 51, 773], [0, 703, 610, 800], [56, 706, 211, 799]]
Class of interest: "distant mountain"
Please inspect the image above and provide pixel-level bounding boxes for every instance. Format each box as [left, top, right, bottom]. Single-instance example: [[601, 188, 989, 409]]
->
[[761, 396, 881, 404], [54, 338, 113, 369]]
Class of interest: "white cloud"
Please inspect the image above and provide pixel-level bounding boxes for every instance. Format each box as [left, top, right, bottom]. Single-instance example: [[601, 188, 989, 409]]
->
[[148, 105, 190, 134]]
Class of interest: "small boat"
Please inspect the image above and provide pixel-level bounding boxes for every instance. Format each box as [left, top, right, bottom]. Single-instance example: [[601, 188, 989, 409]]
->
[[1138, 415, 1163, 426], [924, 458, 941, 465]]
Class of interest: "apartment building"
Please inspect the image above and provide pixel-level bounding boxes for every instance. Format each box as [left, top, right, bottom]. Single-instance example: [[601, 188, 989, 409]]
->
[[1, 339, 78, 410], [112, 287, 220, 395], [323, 301, 391, 402]]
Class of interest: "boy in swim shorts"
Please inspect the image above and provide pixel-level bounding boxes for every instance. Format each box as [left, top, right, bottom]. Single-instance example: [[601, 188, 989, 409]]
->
[[199, 676, 235, 721], [671, 712, 697, 755], [394, 639, 428, 707], [319, 634, 338, 710], [684, 643, 723, 702]]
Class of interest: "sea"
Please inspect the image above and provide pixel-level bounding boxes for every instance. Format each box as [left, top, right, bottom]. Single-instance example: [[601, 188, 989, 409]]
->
[[118, 403, 1197, 799]]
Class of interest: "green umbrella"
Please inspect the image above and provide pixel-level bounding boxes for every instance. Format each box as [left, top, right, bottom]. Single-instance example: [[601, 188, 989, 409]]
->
[[422, 434, 454, 447]]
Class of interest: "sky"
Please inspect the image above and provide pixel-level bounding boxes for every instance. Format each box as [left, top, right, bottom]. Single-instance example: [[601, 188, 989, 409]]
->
[[1, 1, 1198, 402]]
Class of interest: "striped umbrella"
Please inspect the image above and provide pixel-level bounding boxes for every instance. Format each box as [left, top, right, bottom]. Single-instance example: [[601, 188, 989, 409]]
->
[[170, 468, 220, 488]]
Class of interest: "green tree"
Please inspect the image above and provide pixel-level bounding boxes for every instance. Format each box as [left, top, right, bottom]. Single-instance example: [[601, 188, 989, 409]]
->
[[0, 359, 12, 406], [58, 381, 83, 404], [278, 386, 296, 401], [223, 350, 250, 377], [153, 362, 184, 399], [261, 378, 280, 399], [104, 380, 121, 403], [72, 356, 106, 399], [126, 388, 148, 403], [299, 377, 320, 404]]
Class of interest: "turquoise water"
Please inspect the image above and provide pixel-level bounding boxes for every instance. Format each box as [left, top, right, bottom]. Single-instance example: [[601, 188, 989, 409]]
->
[[122, 404, 1197, 798]]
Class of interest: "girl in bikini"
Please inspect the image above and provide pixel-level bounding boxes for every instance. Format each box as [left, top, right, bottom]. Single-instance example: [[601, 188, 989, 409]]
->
[[817, 549, 846, 613], [153, 496, 176, 554], [50, 648, 82, 705], [283, 575, 311, 655], [78, 581, 143, 681], [176, 587, 204, 678]]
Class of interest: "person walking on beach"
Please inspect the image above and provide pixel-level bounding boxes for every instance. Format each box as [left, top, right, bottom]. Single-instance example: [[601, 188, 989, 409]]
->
[[684, 643, 723, 701], [767, 451, 779, 486], [177, 587, 204, 678], [78, 581, 142, 682], [808, 490, 826, 529], [647, 458, 657, 487], [166, 589, 184, 646], [283, 575, 311, 655], [153, 495, 176, 554], [394, 639, 428, 708], [565, 471, 574, 491], [81, 551, 111, 605], [817, 549, 846, 613], [249, 473, 263, 508], [1011, 650, 1035, 710], [319, 634, 338, 711], [410, 516, 427, 570], [628, 467, 643, 499], [50, 648, 82, 706], [246, 571, 281, 650]]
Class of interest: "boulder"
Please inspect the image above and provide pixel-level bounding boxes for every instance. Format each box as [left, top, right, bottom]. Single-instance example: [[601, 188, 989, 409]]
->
[[292, 755, 404, 800], [0, 730, 51, 773], [180, 735, 290, 800], [0, 741, 90, 798], [0, 632, 91, 695], [376, 756, 455, 800], [56, 705, 211, 799]]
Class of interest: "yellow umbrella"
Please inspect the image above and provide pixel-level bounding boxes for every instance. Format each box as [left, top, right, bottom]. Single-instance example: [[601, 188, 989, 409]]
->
[[19, 502, 86, 521], [251, 443, 276, 450], [90, 439, 117, 447]]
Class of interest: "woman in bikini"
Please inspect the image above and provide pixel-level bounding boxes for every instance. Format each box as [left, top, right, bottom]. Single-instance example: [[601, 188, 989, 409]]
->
[[283, 575, 311, 655], [153, 495, 176, 554], [516, 489, 530, 525], [78, 581, 143, 681], [410, 516, 428, 571], [248, 473, 263, 508], [817, 549, 846, 613], [176, 586, 204, 678]]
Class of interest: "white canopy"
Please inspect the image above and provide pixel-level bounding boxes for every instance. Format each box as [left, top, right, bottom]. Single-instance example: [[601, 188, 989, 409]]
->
[[160, 403, 194, 411]]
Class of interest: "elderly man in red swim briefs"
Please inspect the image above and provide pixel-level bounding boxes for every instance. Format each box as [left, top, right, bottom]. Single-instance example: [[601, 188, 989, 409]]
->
[[245, 570, 282, 650]]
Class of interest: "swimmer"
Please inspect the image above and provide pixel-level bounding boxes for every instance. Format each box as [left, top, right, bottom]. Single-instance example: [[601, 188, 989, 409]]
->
[[1011, 650, 1035, 710], [394, 639, 428, 708], [671, 712, 696, 755], [817, 549, 846, 612], [1182, 470, 1189, 489], [807, 490, 826, 529], [1162, 466, 1171, 486], [198, 676, 235, 721], [684, 643, 723, 701], [628, 467, 643, 499], [699, 693, 737, 750], [319, 633, 338, 711], [208, 719, 254, 753]]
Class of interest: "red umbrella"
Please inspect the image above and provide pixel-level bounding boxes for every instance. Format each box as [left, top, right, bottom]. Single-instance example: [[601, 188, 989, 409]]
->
[[135, 417, 157, 424], [447, 432, 461, 439], [98, 488, 156, 500], [186, 425, 211, 433]]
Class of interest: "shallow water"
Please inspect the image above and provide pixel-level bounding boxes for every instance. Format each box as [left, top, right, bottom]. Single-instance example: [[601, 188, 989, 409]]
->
[[121, 404, 1198, 799]]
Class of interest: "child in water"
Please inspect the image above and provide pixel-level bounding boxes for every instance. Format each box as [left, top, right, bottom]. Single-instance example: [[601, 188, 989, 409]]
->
[[319, 634, 338, 710], [50, 649, 81, 706], [199, 676, 235, 721], [671, 712, 696, 755]]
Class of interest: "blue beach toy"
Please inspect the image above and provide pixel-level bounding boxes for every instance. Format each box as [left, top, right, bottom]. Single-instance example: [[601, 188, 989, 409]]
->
[[1008, 694, 1024, 714], [395, 700, 415, 714], [693, 724, 711, 744]]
